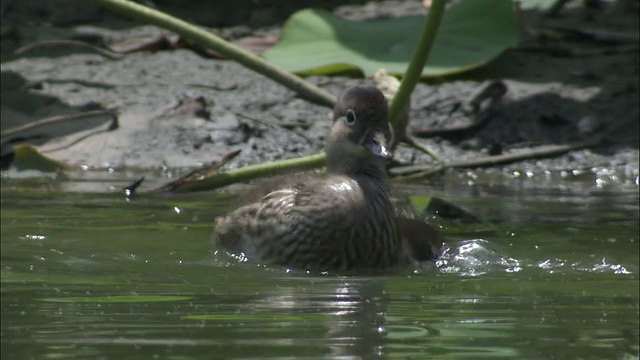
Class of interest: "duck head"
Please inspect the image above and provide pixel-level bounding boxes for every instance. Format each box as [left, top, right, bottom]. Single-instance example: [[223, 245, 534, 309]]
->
[[325, 85, 394, 177]]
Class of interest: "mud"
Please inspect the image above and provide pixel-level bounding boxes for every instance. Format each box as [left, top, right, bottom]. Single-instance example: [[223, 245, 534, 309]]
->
[[1, 0, 638, 186]]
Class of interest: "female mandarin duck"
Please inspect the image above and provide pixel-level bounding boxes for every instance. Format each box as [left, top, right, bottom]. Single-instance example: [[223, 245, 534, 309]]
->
[[214, 85, 443, 271]]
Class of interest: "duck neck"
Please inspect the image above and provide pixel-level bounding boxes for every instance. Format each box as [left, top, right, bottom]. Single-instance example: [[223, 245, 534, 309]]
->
[[353, 162, 388, 184], [324, 137, 390, 186], [326, 153, 387, 181]]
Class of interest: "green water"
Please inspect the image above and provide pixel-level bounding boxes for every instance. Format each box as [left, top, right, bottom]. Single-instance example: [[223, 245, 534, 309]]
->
[[1, 175, 638, 359]]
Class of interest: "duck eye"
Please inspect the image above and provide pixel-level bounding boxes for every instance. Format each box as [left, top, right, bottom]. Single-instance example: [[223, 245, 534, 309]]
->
[[345, 110, 356, 126]]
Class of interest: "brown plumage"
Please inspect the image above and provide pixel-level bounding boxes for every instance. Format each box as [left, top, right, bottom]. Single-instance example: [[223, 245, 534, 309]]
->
[[214, 85, 442, 271]]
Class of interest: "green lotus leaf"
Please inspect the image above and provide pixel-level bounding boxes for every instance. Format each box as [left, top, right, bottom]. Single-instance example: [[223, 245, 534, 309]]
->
[[263, 0, 520, 77]]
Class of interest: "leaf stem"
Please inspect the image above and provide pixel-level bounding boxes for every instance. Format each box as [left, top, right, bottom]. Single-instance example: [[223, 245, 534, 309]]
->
[[388, 0, 447, 125], [166, 153, 326, 193], [90, 0, 336, 107]]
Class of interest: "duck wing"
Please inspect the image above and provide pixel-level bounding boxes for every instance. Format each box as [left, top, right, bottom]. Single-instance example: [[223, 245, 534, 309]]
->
[[396, 217, 445, 261], [214, 178, 364, 267]]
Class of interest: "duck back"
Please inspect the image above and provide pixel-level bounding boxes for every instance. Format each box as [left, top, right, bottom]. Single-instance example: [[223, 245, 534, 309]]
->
[[214, 174, 401, 270]]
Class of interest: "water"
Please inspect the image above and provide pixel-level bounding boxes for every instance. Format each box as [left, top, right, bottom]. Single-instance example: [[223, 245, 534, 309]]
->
[[1, 173, 638, 359]]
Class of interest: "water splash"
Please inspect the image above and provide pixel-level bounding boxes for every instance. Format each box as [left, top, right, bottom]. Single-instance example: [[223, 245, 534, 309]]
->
[[434, 240, 637, 276], [435, 239, 521, 276]]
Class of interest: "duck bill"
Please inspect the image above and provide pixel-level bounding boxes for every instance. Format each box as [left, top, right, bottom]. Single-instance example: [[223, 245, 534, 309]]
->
[[363, 130, 393, 161]]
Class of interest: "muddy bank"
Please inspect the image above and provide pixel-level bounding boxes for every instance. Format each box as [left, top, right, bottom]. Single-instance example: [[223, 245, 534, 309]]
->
[[1, 1, 638, 188]]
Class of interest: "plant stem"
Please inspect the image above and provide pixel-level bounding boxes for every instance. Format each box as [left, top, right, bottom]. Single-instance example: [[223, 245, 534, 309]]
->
[[167, 153, 326, 193], [91, 0, 336, 107], [388, 0, 447, 125]]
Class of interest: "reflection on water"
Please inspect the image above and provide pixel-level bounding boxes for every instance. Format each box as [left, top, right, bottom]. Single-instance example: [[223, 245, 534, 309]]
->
[[1, 176, 638, 359]]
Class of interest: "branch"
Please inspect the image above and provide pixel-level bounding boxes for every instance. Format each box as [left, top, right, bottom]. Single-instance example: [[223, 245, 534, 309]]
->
[[390, 142, 593, 179]]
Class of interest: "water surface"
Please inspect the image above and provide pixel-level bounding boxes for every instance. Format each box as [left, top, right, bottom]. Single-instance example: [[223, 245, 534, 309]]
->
[[1, 173, 638, 359]]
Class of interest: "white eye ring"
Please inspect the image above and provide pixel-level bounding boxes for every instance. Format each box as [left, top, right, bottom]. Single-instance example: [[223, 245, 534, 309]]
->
[[345, 109, 356, 126]]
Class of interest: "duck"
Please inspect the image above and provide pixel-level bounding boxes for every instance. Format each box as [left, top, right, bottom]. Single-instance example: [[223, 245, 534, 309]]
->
[[214, 85, 443, 271]]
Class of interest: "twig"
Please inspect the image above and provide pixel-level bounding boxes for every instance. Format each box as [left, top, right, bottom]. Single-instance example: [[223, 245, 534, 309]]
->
[[1, 110, 119, 143], [14, 40, 124, 60], [400, 134, 444, 166], [390, 142, 593, 178], [547, 25, 640, 44], [463, 80, 507, 113], [156, 149, 242, 193], [123, 177, 145, 199], [392, 165, 443, 181], [411, 113, 492, 137], [411, 80, 506, 137], [236, 113, 313, 144], [516, 43, 640, 57]]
